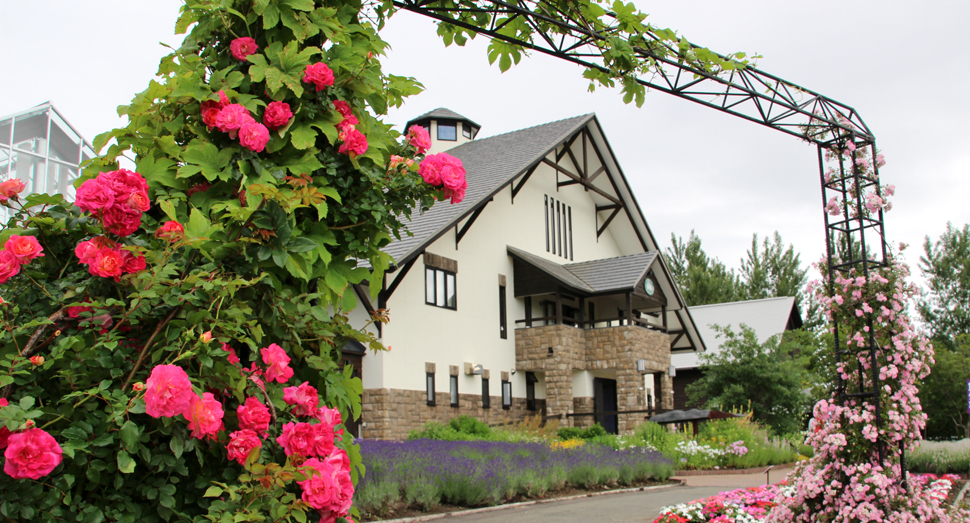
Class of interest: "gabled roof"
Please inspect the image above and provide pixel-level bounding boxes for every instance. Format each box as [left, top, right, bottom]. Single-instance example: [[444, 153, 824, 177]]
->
[[507, 246, 658, 295], [382, 114, 593, 264], [405, 107, 481, 130], [671, 296, 802, 369]]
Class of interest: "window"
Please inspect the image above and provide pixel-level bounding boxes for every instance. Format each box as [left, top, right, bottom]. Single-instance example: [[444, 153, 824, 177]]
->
[[502, 379, 512, 410], [437, 122, 457, 141], [450, 375, 459, 407], [426, 372, 436, 406], [425, 267, 457, 309], [545, 195, 572, 260], [526, 372, 537, 411], [482, 378, 490, 409], [462, 122, 473, 139], [499, 284, 507, 339]]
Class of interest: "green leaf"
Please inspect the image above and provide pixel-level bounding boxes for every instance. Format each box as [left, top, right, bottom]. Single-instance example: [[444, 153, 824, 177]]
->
[[287, 236, 318, 253], [159, 199, 178, 222], [290, 122, 317, 150], [170, 435, 184, 459], [282, 0, 315, 11], [120, 420, 140, 451], [117, 450, 136, 474], [19, 396, 34, 410], [203, 486, 224, 498]]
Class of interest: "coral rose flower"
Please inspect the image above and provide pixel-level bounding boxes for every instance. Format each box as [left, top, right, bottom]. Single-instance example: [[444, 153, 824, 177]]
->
[[144, 364, 194, 418], [5, 235, 44, 264], [230, 37, 259, 61], [3, 428, 63, 480], [183, 392, 224, 440], [227, 429, 262, 465], [261, 343, 294, 383], [263, 101, 293, 130], [88, 248, 124, 278], [0, 178, 25, 200], [0, 250, 21, 284], [303, 63, 335, 91], [237, 397, 272, 437], [156, 221, 184, 242], [239, 121, 270, 153]]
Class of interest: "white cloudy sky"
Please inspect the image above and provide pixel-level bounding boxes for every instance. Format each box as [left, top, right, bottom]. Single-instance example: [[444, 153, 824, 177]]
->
[[2, 0, 968, 285]]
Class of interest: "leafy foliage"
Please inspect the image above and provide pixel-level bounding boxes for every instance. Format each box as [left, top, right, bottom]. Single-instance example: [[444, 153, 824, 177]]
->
[[920, 222, 970, 346], [918, 335, 970, 439], [665, 230, 742, 306]]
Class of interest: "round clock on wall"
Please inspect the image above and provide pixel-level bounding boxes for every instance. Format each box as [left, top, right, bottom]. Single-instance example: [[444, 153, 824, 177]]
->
[[643, 278, 655, 296]]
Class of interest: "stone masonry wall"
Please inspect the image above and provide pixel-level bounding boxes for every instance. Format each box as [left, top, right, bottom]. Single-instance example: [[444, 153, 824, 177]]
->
[[515, 325, 585, 427], [361, 388, 547, 440]]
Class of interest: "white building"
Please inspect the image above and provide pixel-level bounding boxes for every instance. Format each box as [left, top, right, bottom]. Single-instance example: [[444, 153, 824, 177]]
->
[[349, 109, 706, 439]]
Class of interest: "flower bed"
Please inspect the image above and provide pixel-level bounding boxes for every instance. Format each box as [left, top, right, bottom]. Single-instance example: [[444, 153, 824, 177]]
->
[[653, 474, 963, 523], [354, 439, 674, 518]]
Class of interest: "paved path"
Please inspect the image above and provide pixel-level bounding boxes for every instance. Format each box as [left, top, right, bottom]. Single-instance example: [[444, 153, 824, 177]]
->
[[379, 467, 796, 523]]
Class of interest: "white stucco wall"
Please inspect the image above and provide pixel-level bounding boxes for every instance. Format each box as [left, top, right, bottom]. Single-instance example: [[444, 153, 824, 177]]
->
[[361, 135, 643, 399]]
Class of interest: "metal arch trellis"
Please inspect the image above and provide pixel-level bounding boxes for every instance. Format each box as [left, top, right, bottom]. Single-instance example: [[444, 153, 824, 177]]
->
[[392, 0, 899, 479]]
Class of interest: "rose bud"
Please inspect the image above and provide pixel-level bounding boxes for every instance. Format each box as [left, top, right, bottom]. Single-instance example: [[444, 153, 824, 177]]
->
[[30, 355, 44, 366], [200, 331, 213, 343], [132, 382, 145, 392]]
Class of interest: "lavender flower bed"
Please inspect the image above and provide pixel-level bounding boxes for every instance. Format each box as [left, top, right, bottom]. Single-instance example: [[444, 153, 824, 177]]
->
[[354, 439, 674, 517]]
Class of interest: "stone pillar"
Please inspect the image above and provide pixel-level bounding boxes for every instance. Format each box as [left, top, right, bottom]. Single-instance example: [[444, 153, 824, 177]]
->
[[544, 366, 573, 427]]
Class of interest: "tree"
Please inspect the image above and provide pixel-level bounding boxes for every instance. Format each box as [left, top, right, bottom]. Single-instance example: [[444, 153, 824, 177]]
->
[[665, 230, 742, 306], [920, 222, 970, 346], [918, 335, 970, 439], [686, 324, 811, 435], [739, 231, 807, 309]]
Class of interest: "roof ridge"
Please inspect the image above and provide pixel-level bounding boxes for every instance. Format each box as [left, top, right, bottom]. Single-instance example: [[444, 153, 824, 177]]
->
[[467, 113, 593, 144], [564, 250, 658, 267]]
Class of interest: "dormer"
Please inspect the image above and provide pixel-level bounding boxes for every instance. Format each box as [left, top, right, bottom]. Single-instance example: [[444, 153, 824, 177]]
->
[[404, 108, 481, 154]]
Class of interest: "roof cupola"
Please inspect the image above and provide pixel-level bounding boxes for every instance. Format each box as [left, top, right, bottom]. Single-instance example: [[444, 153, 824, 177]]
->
[[404, 108, 480, 154]]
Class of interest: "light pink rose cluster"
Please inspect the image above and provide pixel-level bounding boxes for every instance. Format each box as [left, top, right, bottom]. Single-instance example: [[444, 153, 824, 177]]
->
[[0, 234, 44, 284], [332, 100, 368, 158], [200, 91, 270, 153], [261, 343, 294, 383], [75, 237, 146, 280], [0, 178, 26, 201], [298, 449, 354, 522], [75, 169, 150, 236], [143, 364, 226, 440], [419, 153, 467, 204], [406, 125, 431, 155]]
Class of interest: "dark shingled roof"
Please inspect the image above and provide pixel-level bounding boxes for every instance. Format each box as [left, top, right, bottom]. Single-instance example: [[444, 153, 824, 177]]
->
[[383, 114, 594, 265], [405, 108, 481, 130], [507, 246, 659, 294]]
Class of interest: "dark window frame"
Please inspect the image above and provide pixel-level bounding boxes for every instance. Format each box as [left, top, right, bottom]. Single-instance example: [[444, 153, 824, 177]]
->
[[426, 372, 436, 406], [462, 122, 472, 139], [482, 377, 490, 409], [502, 379, 512, 410], [499, 284, 508, 339], [525, 372, 537, 411], [437, 121, 457, 141], [450, 374, 459, 407], [425, 267, 457, 310], [545, 195, 572, 259]]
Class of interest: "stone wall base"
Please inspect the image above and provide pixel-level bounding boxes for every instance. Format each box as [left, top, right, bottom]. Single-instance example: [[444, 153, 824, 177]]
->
[[362, 388, 547, 440]]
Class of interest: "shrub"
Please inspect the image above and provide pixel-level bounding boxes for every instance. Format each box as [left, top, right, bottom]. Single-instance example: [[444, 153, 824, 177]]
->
[[450, 415, 492, 438], [407, 421, 475, 441], [556, 423, 609, 441], [907, 439, 970, 474]]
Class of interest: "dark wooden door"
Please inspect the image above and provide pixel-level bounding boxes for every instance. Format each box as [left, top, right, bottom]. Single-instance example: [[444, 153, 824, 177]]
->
[[593, 377, 618, 434]]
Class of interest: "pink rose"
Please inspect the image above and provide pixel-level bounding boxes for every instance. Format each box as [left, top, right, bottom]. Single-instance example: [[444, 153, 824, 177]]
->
[[334, 101, 358, 132], [5, 235, 44, 264], [419, 153, 465, 189], [237, 397, 271, 437], [221, 343, 240, 365], [101, 205, 142, 236], [443, 185, 466, 205], [0, 178, 25, 200], [239, 121, 270, 153], [325, 448, 354, 516], [156, 221, 184, 242], [100, 169, 149, 200], [230, 37, 259, 61], [275, 422, 334, 457], [337, 129, 368, 157], [406, 126, 432, 155], [75, 178, 115, 212], [183, 392, 224, 440], [303, 63, 335, 91], [263, 101, 293, 130], [88, 248, 125, 278], [227, 429, 262, 465], [120, 251, 147, 274], [333, 100, 353, 119], [0, 398, 9, 450], [315, 406, 344, 438], [3, 428, 63, 480], [261, 343, 294, 383], [283, 382, 320, 417], [0, 250, 21, 284], [122, 189, 151, 213], [298, 457, 337, 509], [144, 364, 194, 418], [215, 104, 255, 135], [74, 240, 99, 264]]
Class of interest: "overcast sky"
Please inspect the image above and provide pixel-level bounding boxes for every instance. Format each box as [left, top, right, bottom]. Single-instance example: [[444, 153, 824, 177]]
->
[[2, 1, 968, 286]]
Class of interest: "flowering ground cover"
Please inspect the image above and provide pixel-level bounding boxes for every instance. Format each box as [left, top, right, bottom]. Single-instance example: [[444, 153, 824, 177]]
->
[[353, 439, 674, 518], [653, 474, 964, 523]]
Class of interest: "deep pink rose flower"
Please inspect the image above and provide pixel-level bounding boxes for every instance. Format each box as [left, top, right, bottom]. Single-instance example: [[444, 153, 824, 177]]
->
[[156, 221, 184, 242], [3, 428, 63, 480], [88, 248, 124, 278], [315, 406, 344, 438], [101, 205, 142, 236], [283, 382, 320, 418], [297, 457, 337, 510], [303, 63, 335, 91], [337, 129, 368, 157], [120, 251, 147, 274], [406, 126, 432, 155], [443, 185, 466, 205], [230, 37, 259, 61], [100, 169, 149, 200], [5, 235, 44, 264], [263, 101, 293, 130], [0, 178, 25, 200], [0, 398, 9, 450], [122, 189, 151, 213], [239, 121, 270, 153], [227, 429, 262, 465], [325, 448, 355, 517], [75, 178, 114, 213], [221, 343, 240, 365], [144, 364, 194, 418], [0, 251, 21, 285], [333, 100, 353, 119], [67, 302, 92, 319], [337, 116, 358, 133], [276, 422, 334, 457], [74, 240, 99, 264], [237, 397, 272, 437], [261, 343, 294, 383], [183, 392, 224, 440], [202, 107, 222, 128], [215, 104, 255, 134]]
